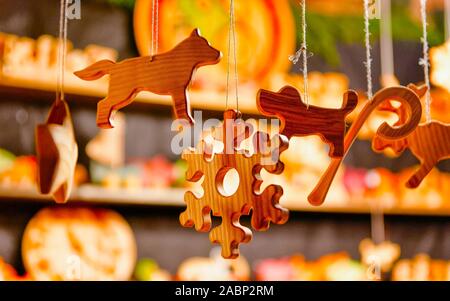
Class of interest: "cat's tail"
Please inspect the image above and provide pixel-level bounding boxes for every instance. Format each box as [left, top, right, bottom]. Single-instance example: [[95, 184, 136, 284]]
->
[[74, 60, 115, 81]]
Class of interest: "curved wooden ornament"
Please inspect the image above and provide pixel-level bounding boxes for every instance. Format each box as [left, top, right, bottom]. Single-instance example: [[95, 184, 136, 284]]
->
[[308, 86, 422, 206], [74, 29, 222, 128], [35, 99, 78, 203], [257, 86, 358, 158], [372, 85, 450, 188]]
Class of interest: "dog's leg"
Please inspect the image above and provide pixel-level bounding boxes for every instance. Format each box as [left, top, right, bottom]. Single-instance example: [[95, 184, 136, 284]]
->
[[406, 160, 435, 188], [322, 134, 343, 158], [329, 138, 343, 157], [171, 89, 194, 124], [97, 97, 114, 129]]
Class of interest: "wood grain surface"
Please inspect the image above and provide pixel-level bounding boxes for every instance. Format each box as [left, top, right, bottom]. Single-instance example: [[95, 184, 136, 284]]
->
[[308, 86, 423, 206], [180, 110, 289, 259], [257, 86, 358, 157], [35, 99, 78, 203], [75, 29, 221, 128], [372, 85, 450, 188]]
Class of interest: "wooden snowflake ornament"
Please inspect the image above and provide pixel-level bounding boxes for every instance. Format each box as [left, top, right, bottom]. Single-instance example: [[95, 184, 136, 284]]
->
[[180, 110, 289, 259], [74, 29, 221, 128]]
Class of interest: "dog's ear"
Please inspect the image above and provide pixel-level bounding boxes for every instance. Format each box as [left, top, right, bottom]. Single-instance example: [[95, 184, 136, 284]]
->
[[190, 28, 201, 37], [278, 86, 300, 98]]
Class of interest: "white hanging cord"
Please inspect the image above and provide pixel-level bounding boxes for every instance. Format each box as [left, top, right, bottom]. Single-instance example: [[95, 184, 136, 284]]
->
[[371, 205, 385, 244], [363, 0, 373, 100], [150, 0, 159, 56], [364, 1, 386, 250], [289, 0, 309, 107], [56, 0, 69, 102], [366, 170, 385, 255], [380, 0, 396, 86], [225, 0, 239, 111], [445, 0, 450, 40], [419, 0, 432, 123]]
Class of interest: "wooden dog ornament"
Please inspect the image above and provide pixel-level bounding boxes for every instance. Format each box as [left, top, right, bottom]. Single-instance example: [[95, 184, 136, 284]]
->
[[257, 86, 358, 157], [74, 29, 222, 128]]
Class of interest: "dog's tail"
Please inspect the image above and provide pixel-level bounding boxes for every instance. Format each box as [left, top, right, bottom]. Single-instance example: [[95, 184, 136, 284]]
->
[[74, 60, 115, 80], [340, 90, 358, 114]]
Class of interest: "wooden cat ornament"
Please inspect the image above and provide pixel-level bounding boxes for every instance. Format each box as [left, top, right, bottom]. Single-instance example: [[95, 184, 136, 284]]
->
[[74, 29, 222, 128], [257, 86, 358, 158], [35, 99, 78, 203], [372, 85, 450, 188]]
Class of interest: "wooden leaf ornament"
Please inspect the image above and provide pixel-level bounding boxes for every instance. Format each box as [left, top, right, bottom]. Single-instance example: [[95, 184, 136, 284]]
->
[[308, 86, 423, 206], [74, 29, 222, 128], [372, 85, 450, 188], [257, 86, 358, 158], [35, 99, 78, 203], [180, 110, 289, 259]]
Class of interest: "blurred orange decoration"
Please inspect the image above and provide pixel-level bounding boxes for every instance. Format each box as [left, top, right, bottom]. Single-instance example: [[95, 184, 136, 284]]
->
[[306, 0, 363, 15], [134, 0, 295, 90], [176, 249, 250, 281], [0, 258, 30, 281], [22, 207, 137, 281], [0, 156, 36, 189], [392, 254, 450, 281], [431, 39, 450, 96], [255, 253, 368, 281]]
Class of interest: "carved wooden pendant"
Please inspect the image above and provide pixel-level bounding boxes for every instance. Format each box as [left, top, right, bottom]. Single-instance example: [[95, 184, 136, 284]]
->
[[257, 86, 358, 158], [372, 85, 450, 188], [308, 86, 423, 205], [35, 99, 78, 203], [180, 110, 289, 259], [74, 29, 221, 128]]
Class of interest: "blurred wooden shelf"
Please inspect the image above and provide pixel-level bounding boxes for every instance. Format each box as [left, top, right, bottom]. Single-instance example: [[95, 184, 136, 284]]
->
[[0, 75, 258, 113], [0, 185, 185, 207], [284, 201, 450, 217], [0, 185, 449, 217]]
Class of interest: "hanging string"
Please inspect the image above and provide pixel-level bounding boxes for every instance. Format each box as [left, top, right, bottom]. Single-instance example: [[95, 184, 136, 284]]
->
[[366, 169, 385, 280], [225, 0, 239, 111], [419, 0, 432, 123], [445, 0, 450, 40], [363, 0, 373, 100], [370, 204, 385, 244], [56, 0, 69, 102], [289, 0, 309, 107], [363, 2, 386, 264], [150, 0, 159, 56], [380, 0, 396, 86]]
